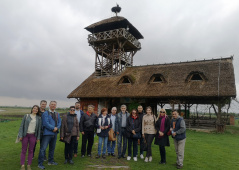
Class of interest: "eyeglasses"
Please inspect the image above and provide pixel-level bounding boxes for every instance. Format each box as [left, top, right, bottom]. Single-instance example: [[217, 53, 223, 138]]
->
[[70, 109, 75, 111], [160, 111, 165, 113]]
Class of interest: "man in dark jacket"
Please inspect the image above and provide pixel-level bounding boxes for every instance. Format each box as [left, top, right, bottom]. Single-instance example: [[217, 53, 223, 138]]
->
[[171, 110, 186, 169], [115, 105, 130, 159], [79, 105, 97, 157], [73, 102, 84, 157], [137, 105, 145, 159]]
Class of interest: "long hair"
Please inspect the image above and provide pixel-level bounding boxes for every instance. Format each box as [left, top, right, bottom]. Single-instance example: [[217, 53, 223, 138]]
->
[[146, 106, 153, 115], [31, 105, 40, 116], [130, 109, 138, 117], [158, 108, 167, 118]]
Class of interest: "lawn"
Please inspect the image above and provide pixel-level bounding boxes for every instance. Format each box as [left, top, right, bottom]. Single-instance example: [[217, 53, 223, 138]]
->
[[1, 118, 239, 170]]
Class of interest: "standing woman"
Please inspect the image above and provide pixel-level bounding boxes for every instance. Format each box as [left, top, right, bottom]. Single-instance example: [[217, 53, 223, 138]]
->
[[95, 108, 112, 158], [142, 106, 157, 162], [126, 109, 141, 161], [60, 106, 79, 164], [18, 105, 41, 170], [154, 108, 170, 164]]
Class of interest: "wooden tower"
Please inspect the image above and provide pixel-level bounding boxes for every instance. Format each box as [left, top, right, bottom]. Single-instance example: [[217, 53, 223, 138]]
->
[[85, 5, 144, 76]]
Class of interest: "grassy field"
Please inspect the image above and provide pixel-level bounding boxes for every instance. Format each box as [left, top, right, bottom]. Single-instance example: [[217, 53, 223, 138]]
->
[[0, 109, 239, 170]]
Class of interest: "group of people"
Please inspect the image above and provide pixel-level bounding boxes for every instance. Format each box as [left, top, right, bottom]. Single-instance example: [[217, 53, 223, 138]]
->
[[17, 101, 186, 170]]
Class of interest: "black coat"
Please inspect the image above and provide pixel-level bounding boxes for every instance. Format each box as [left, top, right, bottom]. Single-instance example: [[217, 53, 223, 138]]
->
[[79, 113, 97, 132], [154, 116, 170, 146], [126, 116, 141, 138]]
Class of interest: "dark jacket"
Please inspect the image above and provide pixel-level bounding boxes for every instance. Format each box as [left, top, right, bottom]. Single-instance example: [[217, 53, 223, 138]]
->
[[80, 113, 97, 132], [126, 116, 141, 138], [96, 114, 112, 137], [60, 113, 79, 143], [18, 114, 41, 140], [154, 116, 170, 146], [115, 111, 130, 133], [171, 116, 186, 141]]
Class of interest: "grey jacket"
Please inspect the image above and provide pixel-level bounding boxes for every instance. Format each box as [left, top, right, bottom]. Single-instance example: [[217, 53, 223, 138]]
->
[[18, 114, 42, 140], [115, 112, 130, 133]]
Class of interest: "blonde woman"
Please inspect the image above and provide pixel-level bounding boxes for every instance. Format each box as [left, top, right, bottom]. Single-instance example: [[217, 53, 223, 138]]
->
[[142, 106, 157, 162], [154, 108, 170, 164]]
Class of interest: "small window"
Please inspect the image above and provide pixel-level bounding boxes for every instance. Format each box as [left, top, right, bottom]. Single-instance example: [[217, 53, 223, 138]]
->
[[149, 74, 166, 84], [119, 76, 132, 85], [122, 77, 131, 83], [191, 74, 203, 81]]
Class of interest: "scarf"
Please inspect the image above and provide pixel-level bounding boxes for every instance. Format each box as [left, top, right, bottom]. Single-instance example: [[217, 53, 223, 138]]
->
[[132, 115, 138, 120], [159, 115, 166, 138], [86, 111, 91, 117]]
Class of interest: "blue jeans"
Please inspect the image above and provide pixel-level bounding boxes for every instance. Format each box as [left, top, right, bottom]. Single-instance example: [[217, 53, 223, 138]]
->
[[117, 128, 127, 156], [107, 140, 116, 154], [128, 137, 138, 157], [98, 136, 108, 155], [38, 134, 57, 165]]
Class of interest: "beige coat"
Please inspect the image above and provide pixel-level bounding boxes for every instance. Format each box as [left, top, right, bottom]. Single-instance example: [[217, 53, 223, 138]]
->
[[142, 114, 157, 135]]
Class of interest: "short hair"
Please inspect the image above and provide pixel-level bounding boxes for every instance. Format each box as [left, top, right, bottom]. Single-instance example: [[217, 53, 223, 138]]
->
[[75, 102, 80, 105], [121, 104, 127, 109], [138, 105, 143, 108], [111, 107, 117, 111], [70, 106, 75, 109], [40, 100, 47, 104], [50, 101, 57, 105], [88, 105, 94, 108], [101, 108, 108, 114], [172, 110, 179, 113]]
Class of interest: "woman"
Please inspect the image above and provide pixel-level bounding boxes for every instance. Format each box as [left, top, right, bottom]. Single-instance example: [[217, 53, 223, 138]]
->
[[126, 109, 141, 161], [18, 105, 41, 170], [142, 106, 157, 162], [95, 108, 112, 158], [154, 108, 170, 164], [60, 106, 79, 164]]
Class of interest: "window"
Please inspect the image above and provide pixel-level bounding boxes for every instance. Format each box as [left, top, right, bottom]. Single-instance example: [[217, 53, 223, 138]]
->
[[186, 71, 207, 82], [119, 76, 132, 84], [149, 74, 166, 83]]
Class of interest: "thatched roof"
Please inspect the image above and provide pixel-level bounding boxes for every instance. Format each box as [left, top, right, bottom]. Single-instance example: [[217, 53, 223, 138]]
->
[[68, 57, 236, 102], [85, 16, 144, 39]]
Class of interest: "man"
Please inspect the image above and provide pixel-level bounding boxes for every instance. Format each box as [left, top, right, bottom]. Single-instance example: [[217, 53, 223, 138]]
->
[[33, 100, 47, 160], [137, 105, 145, 159], [79, 105, 97, 157], [107, 107, 117, 156], [38, 101, 61, 169], [73, 102, 84, 157], [115, 104, 130, 159], [171, 110, 186, 169]]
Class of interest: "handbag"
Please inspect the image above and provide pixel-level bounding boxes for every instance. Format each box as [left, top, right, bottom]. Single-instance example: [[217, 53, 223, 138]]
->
[[143, 137, 148, 151], [15, 135, 20, 143], [108, 128, 116, 141], [132, 132, 141, 139], [167, 130, 172, 136]]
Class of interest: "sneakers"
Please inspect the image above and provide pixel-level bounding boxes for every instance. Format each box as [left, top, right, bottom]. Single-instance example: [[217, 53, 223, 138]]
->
[[81, 155, 85, 158], [87, 154, 91, 157], [38, 165, 45, 169], [127, 156, 131, 161], [177, 165, 183, 169], [133, 157, 137, 161], [27, 165, 31, 170], [140, 154, 144, 159], [21, 165, 25, 170], [64, 160, 68, 164], [144, 157, 148, 162], [69, 160, 74, 164], [149, 156, 152, 162], [48, 161, 58, 165]]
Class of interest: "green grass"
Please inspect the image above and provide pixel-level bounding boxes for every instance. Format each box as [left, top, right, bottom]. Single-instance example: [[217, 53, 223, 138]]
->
[[1, 108, 239, 170]]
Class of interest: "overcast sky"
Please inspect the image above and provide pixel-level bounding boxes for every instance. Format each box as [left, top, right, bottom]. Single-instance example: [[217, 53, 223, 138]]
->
[[0, 0, 239, 110]]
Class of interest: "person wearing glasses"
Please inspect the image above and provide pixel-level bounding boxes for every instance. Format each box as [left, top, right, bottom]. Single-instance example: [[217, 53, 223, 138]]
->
[[142, 106, 157, 162], [154, 108, 170, 164], [60, 106, 79, 164]]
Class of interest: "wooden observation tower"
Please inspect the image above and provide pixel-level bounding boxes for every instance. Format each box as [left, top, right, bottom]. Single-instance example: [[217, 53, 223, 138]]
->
[[85, 5, 144, 76]]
